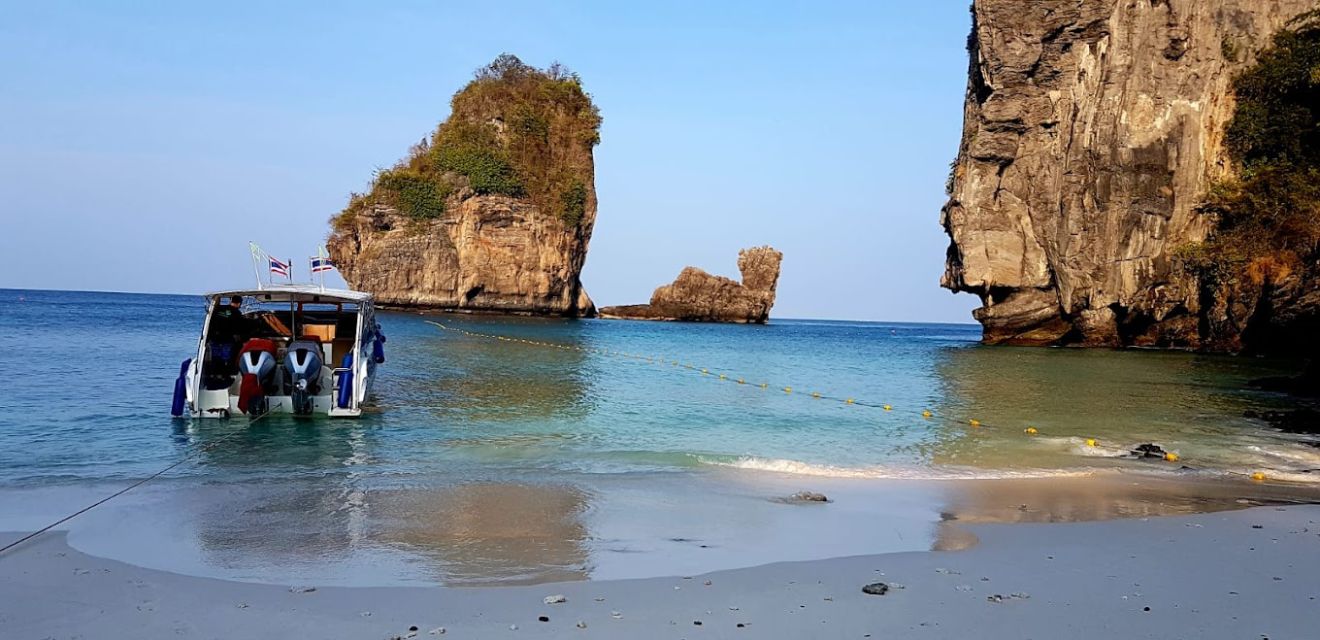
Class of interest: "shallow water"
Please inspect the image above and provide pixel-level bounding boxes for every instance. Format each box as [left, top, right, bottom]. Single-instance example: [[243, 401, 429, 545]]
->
[[1, 288, 1318, 585]]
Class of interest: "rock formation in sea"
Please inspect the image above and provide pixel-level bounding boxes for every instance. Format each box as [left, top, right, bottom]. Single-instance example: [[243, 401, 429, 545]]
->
[[942, 1, 1319, 351], [328, 54, 600, 316], [599, 246, 782, 323]]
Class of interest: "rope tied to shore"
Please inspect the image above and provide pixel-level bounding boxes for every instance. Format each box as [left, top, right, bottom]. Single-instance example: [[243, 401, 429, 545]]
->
[[0, 409, 275, 558]]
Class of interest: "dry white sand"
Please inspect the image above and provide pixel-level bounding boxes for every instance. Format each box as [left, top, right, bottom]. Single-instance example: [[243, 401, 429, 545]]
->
[[2, 504, 1317, 639]]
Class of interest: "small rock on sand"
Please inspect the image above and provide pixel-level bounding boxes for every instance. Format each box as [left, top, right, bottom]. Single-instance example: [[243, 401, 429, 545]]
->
[[862, 582, 890, 596], [288, 585, 317, 593], [788, 491, 829, 503], [543, 594, 567, 605], [575, 621, 587, 629], [538, 615, 550, 622], [429, 627, 446, 635]]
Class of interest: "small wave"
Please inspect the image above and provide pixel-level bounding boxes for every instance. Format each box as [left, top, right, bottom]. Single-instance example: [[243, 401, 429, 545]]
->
[[695, 455, 1097, 481], [1244, 444, 1320, 467]]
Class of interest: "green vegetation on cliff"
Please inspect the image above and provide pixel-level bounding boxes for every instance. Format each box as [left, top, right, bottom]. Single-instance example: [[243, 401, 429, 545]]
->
[[1179, 11, 1320, 286], [333, 54, 600, 228]]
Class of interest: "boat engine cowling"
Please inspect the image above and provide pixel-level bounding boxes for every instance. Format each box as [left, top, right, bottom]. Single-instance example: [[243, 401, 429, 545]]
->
[[286, 338, 324, 415], [237, 338, 277, 415]]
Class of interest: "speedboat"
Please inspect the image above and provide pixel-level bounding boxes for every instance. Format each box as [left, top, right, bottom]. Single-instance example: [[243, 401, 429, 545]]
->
[[172, 284, 385, 418]]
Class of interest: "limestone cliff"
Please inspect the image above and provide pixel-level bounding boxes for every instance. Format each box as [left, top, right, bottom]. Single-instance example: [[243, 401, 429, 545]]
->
[[599, 246, 783, 323], [942, 0, 1317, 350], [328, 55, 599, 316]]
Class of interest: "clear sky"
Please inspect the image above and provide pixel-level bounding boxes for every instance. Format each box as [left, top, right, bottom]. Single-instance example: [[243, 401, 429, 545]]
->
[[0, 1, 979, 323]]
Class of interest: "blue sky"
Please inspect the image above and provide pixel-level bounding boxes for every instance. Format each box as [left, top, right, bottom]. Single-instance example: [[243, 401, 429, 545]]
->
[[0, 1, 978, 323]]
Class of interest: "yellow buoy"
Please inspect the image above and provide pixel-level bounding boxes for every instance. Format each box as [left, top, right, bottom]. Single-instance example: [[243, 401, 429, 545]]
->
[[701, 368, 708, 375], [1164, 452, 1179, 462], [812, 392, 821, 398], [760, 383, 769, 389], [738, 378, 746, 385], [922, 410, 932, 418], [719, 374, 726, 380], [969, 419, 981, 427], [1251, 471, 1266, 481], [845, 398, 854, 404], [1085, 438, 1097, 447], [1024, 427, 1038, 435], [784, 387, 792, 394], [883, 404, 892, 411]]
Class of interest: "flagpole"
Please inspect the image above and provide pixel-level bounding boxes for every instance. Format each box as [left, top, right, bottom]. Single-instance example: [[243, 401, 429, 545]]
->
[[319, 246, 327, 292], [249, 242, 264, 291]]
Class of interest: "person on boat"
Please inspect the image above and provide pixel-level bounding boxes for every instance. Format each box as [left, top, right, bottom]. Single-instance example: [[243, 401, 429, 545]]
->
[[208, 296, 249, 369], [211, 296, 246, 338]]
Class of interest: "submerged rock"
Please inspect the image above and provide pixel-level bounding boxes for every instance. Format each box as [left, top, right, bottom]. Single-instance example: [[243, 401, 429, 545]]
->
[[599, 246, 782, 323], [1131, 443, 1168, 459]]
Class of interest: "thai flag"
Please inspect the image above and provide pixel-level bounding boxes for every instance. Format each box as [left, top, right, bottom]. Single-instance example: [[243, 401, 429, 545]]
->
[[269, 257, 290, 278], [310, 256, 334, 274]]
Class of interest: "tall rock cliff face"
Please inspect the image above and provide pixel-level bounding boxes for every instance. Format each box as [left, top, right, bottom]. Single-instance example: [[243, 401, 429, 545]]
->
[[329, 55, 599, 316], [599, 246, 783, 323], [942, 0, 1316, 350]]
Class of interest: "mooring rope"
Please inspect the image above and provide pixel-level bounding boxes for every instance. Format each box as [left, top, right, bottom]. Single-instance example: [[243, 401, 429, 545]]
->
[[423, 320, 1226, 468], [0, 409, 274, 558]]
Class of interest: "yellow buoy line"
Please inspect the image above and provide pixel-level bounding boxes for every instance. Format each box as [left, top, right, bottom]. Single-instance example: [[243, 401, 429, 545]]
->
[[423, 320, 1282, 480]]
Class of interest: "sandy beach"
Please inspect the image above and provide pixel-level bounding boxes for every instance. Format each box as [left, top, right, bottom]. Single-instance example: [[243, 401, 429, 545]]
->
[[3, 499, 1317, 639]]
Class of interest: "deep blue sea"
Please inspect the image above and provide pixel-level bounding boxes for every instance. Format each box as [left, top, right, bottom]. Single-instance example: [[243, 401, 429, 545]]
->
[[2, 288, 1318, 585]]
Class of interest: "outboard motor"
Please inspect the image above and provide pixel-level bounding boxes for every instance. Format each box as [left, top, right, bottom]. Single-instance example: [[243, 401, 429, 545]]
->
[[237, 338, 278, 416], [285, 338, 324, 416]]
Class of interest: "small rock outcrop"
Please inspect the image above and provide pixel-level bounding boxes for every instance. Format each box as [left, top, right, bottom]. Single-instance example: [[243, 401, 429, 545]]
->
[[599, 246, 782, 323], [941, 0, 1317, 350], [328, 55, 600, 316]]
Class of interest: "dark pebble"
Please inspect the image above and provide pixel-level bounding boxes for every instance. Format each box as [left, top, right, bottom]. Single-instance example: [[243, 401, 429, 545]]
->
[[539, 615, 550, 622], [1144, 607, 1151, 612], [737, 623, 745, 628], [409, 626, 418, 632], [862, 582, 890, 596], [694, 620, 703, 626]]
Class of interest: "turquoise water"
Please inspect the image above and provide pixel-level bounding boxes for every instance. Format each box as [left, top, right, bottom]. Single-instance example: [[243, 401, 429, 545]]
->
[[3, 288, 1319, 585], [2, 288, 1318, 486]]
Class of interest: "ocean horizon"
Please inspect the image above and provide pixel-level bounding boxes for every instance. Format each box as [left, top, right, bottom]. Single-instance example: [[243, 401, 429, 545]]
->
[[0, 287, 979, 327]]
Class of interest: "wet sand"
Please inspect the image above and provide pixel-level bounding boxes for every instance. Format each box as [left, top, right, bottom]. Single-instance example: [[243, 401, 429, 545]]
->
[[2, 503, 1318, 639], [4, 470, 1317, 589]]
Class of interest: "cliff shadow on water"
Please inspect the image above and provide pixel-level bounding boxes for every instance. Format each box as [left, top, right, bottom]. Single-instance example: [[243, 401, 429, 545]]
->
[[929, 343, 1320, 477]]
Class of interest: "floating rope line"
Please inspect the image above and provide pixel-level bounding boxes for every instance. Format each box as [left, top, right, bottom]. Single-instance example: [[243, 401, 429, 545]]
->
[[0, 409, 275, 558], [423, 320, 1170, 454]]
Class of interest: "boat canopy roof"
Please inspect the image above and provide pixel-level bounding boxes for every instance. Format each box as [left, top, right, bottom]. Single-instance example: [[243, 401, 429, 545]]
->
[[206, 284, 374, 305]]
